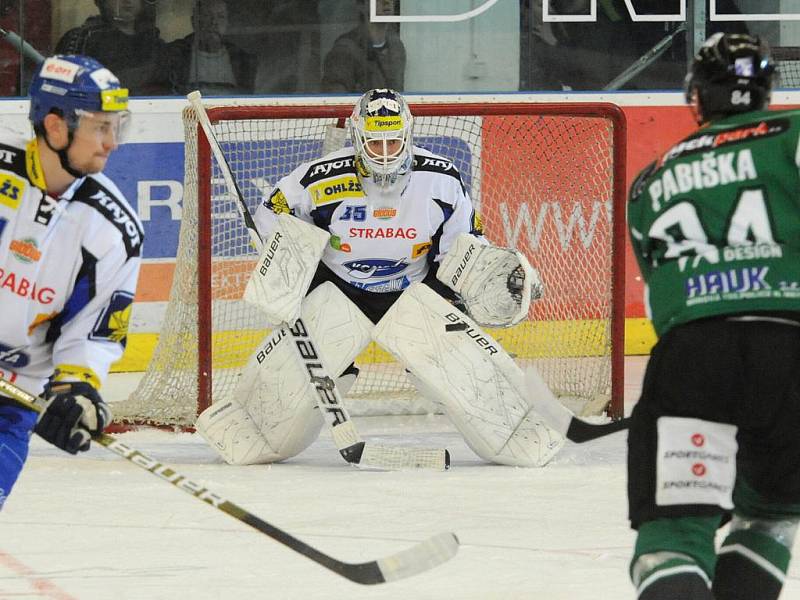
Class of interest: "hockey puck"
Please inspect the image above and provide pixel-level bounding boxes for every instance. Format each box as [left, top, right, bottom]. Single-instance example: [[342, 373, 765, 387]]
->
[[445, 323, 468, 332]]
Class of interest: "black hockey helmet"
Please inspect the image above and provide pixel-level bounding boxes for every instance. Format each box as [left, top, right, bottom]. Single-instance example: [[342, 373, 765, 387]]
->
[[685, 32, 775, 124]]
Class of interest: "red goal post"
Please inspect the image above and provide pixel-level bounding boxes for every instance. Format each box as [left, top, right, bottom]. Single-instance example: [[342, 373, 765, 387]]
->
[[114, 100, 627, 427]]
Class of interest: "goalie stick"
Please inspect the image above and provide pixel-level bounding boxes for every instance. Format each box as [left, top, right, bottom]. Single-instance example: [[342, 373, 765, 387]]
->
[[523, 367, 630, 443], [0, 376, 459, 584], [186, 90, 449, 471]]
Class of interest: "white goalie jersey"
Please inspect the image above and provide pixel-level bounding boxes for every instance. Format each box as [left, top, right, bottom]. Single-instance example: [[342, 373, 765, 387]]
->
[[253, 146, 484, 294]]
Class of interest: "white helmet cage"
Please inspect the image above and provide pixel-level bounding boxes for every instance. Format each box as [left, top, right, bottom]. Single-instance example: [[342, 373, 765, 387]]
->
[[349, 88, 413, 188]]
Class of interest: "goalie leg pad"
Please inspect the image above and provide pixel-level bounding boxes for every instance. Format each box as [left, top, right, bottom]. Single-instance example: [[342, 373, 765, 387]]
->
[[195, 399, 284, 465], [198, 282, 373, 464], [300, 282, 374, 377], [373, 282, 564, 467], [195, 326, 324, 465]]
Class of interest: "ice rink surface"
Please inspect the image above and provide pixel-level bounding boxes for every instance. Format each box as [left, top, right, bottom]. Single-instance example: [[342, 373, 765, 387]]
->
[[2, 357, 799, 600]]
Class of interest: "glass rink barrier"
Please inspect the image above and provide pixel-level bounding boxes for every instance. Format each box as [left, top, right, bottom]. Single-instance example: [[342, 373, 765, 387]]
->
[[3, 1, 800, 97]]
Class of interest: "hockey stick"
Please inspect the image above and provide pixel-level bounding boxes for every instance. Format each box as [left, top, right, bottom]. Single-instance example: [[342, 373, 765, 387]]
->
[[523, 367, 630, 443], [0, 27, 46, 64], [603, 22, 686, 91], [186, 91, 449, 471], [0, 376, 459, 584]]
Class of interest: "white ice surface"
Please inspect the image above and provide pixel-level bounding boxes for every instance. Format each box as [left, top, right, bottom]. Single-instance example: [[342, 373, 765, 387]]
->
[[2, 357, 799, 599]]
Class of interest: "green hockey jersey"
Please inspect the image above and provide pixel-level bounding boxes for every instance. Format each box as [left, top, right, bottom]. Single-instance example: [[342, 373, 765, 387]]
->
[[628, 108, 800, 337]]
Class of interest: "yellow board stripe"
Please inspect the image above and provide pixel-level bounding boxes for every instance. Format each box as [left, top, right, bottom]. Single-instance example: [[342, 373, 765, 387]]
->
[[111, 318, 659, 373], [624, 318, 658, 354]]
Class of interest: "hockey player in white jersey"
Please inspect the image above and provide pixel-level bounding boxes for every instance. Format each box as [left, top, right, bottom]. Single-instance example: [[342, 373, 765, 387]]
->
[[197, 89, 564, 468], [0, 55, 143, 508]]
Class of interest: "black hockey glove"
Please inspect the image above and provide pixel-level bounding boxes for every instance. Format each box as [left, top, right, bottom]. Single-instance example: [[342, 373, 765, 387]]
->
[[34, 381, 112, 454]]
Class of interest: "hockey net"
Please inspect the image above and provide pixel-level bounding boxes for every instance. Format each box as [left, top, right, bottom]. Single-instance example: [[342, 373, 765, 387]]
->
[[114, 101, 626, 427], [773, 47, 800, 88]]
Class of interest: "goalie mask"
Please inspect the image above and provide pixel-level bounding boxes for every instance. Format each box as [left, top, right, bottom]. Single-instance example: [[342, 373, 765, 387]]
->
[[685, 33, 775, 124], [349, 88, 413, 189]]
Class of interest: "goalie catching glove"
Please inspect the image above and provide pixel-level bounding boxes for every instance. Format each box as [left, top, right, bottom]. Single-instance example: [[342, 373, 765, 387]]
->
[[437, 233, 543, 327], [34, 381, 112, 454]]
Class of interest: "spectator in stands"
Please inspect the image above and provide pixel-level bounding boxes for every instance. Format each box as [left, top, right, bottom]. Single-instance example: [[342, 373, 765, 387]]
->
[[253, 0, 321, 93], [55, 0, 167, 95], [321, 0, 405, 93], [163, 0, 256, 96]]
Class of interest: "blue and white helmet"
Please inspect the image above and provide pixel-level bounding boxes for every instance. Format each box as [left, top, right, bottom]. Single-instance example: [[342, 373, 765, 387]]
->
[[349, 88, 413, 188], [29, 54, 130, 137]]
